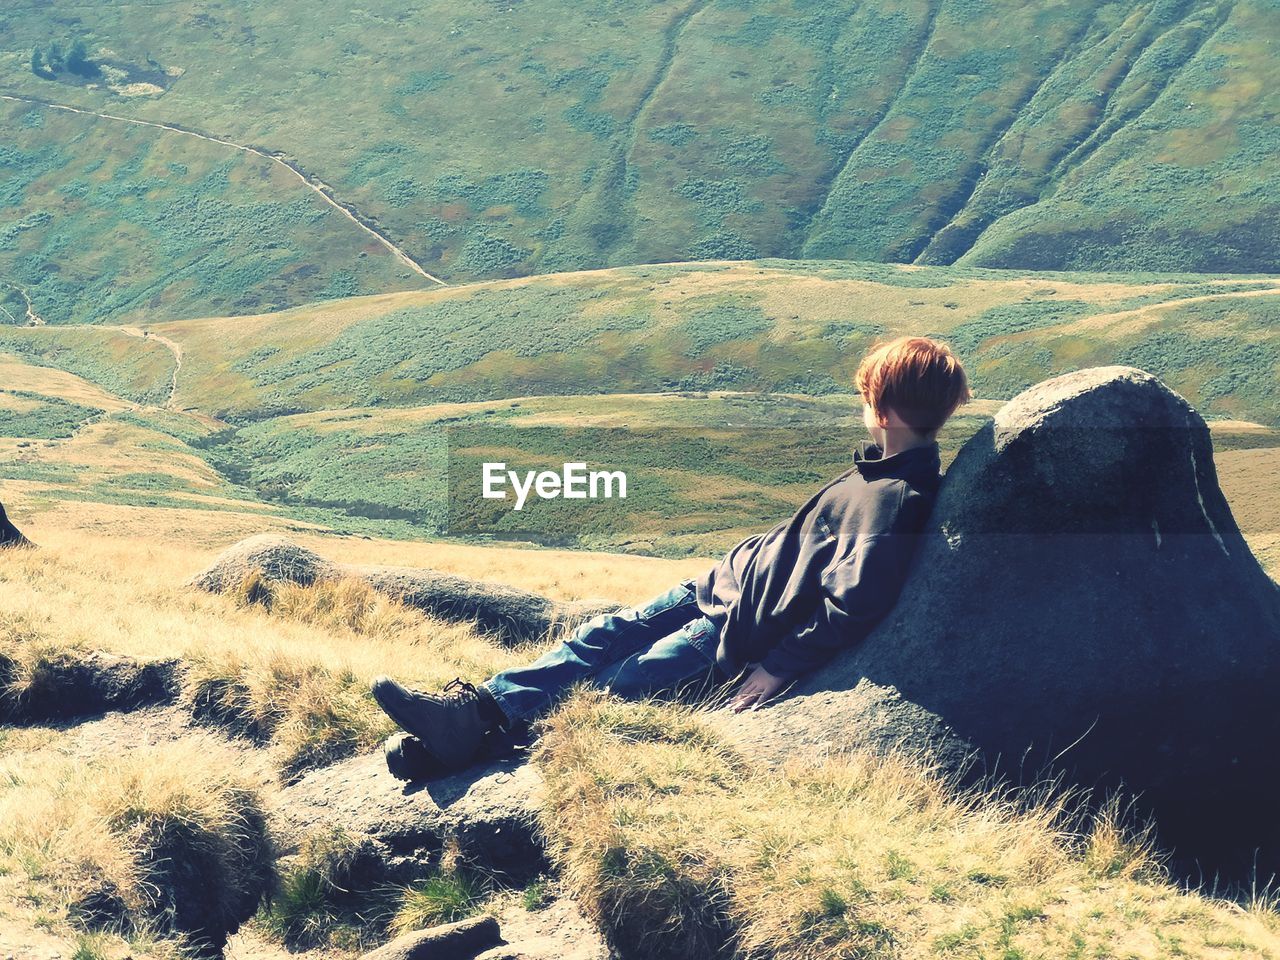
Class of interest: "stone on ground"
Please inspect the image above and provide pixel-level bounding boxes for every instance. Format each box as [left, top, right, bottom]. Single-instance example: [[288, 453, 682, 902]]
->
[[271, 752, 545, 884], [479, 894, 610, 960], [191, 535, 617, 644], [357, 916, 501, 960]]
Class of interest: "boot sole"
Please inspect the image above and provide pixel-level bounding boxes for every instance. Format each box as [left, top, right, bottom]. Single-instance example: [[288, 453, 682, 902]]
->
[[384, 735, 426, 782]]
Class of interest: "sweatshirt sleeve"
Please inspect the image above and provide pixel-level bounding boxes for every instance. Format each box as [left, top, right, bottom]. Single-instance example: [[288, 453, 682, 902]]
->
[[760, 491, 929, 679]]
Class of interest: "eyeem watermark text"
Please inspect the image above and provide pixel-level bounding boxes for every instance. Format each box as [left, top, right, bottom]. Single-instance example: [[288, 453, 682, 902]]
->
[[482, 462, 627, 511]]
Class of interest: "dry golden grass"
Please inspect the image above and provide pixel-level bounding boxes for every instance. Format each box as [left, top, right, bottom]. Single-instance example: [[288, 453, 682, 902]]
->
[[0, 539, 486, 776], [0, 736, 271, 957], [538, 694, 1280, 960], [0, 354, 135, 412], [0, 525, 702, 775], [25, 417, 234, 495], [9, 499, 706, 594]]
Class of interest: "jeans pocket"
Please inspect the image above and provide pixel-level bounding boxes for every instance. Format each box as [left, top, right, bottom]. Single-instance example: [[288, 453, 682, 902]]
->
[[637, 580, 698, 619], [681, 617, 721, 662]]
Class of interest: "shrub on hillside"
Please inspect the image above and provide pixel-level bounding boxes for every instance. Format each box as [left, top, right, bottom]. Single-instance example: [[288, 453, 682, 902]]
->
[[458, 232, 530, 275], [688, 230, 758, 260], [648, 122, 697, 146], [680, 303, 772, 354]]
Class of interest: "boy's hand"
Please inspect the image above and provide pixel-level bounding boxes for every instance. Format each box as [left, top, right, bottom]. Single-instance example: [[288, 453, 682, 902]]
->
[[727, 664, 788, 713]]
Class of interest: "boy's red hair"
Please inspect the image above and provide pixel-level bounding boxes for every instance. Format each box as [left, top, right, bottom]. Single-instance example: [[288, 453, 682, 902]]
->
[[855, 336, 970, 434]]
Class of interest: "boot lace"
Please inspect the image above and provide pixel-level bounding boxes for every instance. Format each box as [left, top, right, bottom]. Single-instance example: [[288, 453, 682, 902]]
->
[[442, 677, 482, 703]]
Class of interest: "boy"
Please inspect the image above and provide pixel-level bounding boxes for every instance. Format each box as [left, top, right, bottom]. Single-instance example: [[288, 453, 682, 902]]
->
[[372, 336, 970, 777]]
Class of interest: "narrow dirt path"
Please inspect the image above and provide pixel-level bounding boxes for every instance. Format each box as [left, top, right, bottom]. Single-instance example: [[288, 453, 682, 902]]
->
[[1065, 282, 1280, 334], [1, 93, 448, 287], [23, 320, 186, 411], [0, 279, 46, 325], [116, 325, 183, 408]]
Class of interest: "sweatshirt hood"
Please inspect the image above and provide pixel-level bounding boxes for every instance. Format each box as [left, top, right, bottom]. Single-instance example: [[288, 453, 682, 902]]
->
[[853, 441, 941, 484]]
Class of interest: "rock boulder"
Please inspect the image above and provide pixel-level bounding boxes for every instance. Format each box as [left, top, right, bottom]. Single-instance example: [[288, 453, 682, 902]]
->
[[270, 752, 546, 884], [0, 500, 32, 548], [358, 917, 502, 960], [717, 367, 1280, 876], [191, 535, 618, 644]]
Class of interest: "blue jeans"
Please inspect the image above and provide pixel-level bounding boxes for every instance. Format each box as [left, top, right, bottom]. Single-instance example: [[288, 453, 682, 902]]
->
[[483, 580, 727, 724]]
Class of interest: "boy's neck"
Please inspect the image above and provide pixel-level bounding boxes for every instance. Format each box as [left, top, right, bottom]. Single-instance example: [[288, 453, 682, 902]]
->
[[878, 429, 936, 460]]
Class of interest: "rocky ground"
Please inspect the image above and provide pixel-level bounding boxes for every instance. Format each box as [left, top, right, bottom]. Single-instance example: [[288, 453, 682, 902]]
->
[[1, 693, 610, 960]]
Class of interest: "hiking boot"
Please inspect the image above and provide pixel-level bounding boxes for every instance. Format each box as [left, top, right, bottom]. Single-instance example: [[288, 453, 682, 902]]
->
[[370, 676, 497, 772], [383, 732, 438, 782]]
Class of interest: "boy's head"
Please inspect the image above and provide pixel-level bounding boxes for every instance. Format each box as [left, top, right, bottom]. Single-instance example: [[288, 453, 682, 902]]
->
[[856, 336, 970, 441]]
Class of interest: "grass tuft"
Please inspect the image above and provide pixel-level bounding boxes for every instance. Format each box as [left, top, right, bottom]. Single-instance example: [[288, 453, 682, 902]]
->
[[536, 692, 1280, 960], [389, 868, 487, 936], [186, 649, 393, 780], [257, 827, 388, 950], [0, 739, 272, 950]]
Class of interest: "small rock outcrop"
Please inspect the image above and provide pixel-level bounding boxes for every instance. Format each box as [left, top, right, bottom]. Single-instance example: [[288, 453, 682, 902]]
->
[[717, 367, 1280, 875], [0, 500, 33, 548], [271, 752, 545, 884], [191, 535, 618, 644]]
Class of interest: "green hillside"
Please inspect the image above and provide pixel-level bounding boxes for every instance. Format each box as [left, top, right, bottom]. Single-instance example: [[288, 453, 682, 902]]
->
[[3, 261, 1278, 555], [5, 261, 1278, 425], [1, 0, 1276, 321], [61, 262, 1280, 426], [0, 99, 429, 326]]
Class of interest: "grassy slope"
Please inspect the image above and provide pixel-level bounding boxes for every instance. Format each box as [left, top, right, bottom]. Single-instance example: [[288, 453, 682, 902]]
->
[[0, 99, 427, 326], [0, 326, 176, 404], [134, 263, 1280, 424], [3, 261, 1279, 554], [1, 0, 1276, 296]]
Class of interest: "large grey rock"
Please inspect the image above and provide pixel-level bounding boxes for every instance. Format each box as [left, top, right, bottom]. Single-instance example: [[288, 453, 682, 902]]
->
[[717, 367, 1280, 875], [271, 752, 545, 883], [188, 533, 338, 590], [191, 535, 617, 644], [0, 500, 32, 548]]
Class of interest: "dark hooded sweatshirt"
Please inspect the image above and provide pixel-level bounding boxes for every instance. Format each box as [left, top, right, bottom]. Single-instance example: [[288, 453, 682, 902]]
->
[[696, 441, 941, 680]]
